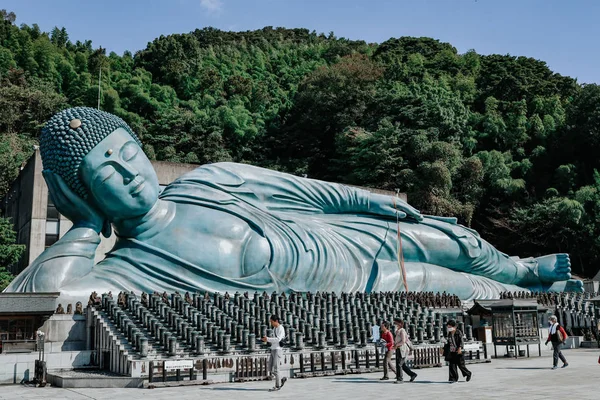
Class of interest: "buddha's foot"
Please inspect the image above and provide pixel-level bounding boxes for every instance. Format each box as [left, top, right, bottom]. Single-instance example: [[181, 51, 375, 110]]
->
[[535, 253, 571, 284], [547, 279, 584, 293]]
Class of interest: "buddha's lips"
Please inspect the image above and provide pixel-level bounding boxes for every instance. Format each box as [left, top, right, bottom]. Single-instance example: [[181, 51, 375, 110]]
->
[[130, 179, 146, 196]]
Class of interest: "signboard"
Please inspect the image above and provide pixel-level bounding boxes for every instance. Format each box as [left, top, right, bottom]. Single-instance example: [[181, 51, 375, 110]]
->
[[463, 343, 480, 352], [164, 359, 194, 371]]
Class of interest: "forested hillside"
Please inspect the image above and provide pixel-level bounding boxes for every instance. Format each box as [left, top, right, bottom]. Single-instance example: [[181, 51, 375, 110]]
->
[[1, 10, 599, 278]]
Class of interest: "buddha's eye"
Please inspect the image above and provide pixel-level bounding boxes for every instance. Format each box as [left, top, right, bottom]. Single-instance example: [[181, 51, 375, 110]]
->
[[98, 165, 116, 184], [122, 143, 139, 162]]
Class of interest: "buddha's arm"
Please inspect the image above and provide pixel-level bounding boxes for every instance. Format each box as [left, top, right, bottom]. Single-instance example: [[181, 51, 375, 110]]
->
[[4, 227, 99, 293], [204, 162, 421, 220]]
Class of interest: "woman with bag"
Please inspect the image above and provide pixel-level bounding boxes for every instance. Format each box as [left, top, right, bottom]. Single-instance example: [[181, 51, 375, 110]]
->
[[392, 318, 418, 383], [545, 315, 569, 369], [444, 320, 472, 383]]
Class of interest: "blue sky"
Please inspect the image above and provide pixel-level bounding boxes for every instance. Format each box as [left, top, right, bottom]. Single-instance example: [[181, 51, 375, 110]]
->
[[3, 0, 599, 83]]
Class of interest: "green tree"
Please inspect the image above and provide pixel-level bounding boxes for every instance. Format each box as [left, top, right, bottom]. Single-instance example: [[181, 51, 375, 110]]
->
[[0, 217, 24, 290], [0, 17, 599, 278]]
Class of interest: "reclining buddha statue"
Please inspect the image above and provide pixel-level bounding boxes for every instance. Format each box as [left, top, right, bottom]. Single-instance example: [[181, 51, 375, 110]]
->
[[4, 108, 582, 301]]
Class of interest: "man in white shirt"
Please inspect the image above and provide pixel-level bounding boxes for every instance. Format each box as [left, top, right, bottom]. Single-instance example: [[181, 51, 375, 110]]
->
[[262, 315, 287, 391]]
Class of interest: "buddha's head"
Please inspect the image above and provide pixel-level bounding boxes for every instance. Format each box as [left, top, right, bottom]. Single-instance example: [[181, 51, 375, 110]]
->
[[40, 107, 160, 220]]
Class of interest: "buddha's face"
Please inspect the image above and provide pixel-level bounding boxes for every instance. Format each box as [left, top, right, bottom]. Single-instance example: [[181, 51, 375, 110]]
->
[[80, 128, 159, 220]]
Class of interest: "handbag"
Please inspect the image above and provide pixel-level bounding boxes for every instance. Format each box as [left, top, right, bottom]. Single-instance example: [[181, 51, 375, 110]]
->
[[442, 343, 451, 361]]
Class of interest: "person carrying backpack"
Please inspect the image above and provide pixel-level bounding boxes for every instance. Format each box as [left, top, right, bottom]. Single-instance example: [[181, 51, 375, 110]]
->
[[545, 315, 569, 370]]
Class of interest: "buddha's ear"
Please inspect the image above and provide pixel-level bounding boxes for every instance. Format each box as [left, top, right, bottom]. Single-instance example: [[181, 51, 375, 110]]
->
[[101, 219, 112, 238]]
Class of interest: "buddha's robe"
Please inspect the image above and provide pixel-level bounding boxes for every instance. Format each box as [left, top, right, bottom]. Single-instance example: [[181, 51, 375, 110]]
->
[[6, 163, 527, 300]]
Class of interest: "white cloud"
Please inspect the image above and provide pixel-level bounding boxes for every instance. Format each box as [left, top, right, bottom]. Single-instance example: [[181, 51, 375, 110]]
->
[[200, 0, 223, 13]]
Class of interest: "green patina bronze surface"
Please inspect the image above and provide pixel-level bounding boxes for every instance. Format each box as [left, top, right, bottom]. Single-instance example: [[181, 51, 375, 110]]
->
[[4, 107, 583, 301]]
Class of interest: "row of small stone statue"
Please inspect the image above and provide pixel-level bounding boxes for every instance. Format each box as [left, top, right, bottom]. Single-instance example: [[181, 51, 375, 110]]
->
[[55, 301, 83, 315], [125, 289, 462, 311], [499, 290, 597, 311]]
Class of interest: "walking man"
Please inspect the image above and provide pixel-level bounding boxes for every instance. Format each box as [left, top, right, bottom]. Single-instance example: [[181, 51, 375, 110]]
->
[[380, 322, 396, 380], [262, 315, 287, 391], [393, 318, 418, 383], [445, 319, 472, 383], [545, 315, 568, 370]]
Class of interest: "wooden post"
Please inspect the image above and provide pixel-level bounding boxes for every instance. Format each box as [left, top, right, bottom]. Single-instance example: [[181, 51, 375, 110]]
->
[[162, 361, 167, 382]]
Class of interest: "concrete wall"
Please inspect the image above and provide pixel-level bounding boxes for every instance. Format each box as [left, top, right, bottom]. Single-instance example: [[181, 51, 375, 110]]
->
[[3, 151, 49, 273], [40, 314, 87, 352], [2, 153, 36, 273], [0, 313, 91, 384], [29, 152, 48, 265], [0, 350, 94, 384]]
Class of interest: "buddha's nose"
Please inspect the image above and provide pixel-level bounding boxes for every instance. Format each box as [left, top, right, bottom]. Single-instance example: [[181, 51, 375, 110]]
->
[[121, 163, 139, 184]]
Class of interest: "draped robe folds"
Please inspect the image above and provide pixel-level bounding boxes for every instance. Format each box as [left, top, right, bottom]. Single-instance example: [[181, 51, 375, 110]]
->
[[7, 162, 527, 300]]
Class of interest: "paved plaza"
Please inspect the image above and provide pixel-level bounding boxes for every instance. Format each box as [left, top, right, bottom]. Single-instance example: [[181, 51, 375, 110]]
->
[[1, 349, 598, 400]]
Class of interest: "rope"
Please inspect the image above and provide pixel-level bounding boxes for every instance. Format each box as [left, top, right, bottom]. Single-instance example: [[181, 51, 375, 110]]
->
[[394, 191, 409, 292]]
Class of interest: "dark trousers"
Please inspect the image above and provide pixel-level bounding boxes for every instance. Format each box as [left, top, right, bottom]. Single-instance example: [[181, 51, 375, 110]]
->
[[552, 341, 567, 367], [448, 353, 471, 382], [395, 348, 416, 381]]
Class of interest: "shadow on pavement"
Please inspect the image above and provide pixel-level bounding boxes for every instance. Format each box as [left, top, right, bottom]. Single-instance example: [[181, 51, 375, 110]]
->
[[210, 387, 271, 392], [331, 378, 448, 385]]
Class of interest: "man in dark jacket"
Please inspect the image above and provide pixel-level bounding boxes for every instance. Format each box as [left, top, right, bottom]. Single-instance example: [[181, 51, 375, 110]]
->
[[446, 320, 472, 383]]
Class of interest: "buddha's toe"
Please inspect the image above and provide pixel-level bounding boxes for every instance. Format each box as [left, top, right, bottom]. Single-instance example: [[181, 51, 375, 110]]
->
[[555, 253, 571, 268], [565, 279, 584, 292], [548, 279, 583, 292], [535, 253, 572, 283]]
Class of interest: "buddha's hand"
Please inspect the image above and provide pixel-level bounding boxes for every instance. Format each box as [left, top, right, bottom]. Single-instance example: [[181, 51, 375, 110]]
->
[[43, 170, 111, 236], [368, 193, 423, 222]]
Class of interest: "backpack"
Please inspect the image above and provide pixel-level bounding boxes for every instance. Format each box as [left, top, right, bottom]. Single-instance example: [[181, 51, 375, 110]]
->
[[558, 325, 568, 343]]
